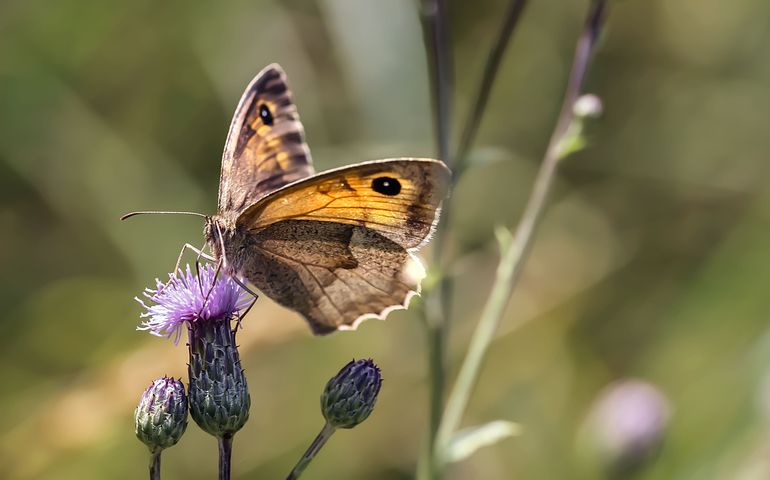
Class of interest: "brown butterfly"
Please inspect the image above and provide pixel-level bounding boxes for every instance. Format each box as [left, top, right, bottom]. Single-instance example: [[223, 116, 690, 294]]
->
[[125, 64, 450, 334]]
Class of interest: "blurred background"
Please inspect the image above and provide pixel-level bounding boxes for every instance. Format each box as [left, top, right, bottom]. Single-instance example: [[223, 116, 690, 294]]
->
[[2, 0, 770, 478]]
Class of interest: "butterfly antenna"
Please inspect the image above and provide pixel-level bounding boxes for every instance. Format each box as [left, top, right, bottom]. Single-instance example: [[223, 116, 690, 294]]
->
[[120, 211, 208, 221]]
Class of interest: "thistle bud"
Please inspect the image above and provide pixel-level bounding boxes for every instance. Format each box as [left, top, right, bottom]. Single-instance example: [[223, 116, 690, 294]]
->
[[321, 359, 382, 429], [187, 316, 250, 438], [573, 93, 603, 119], [134, 377, 188, 454]]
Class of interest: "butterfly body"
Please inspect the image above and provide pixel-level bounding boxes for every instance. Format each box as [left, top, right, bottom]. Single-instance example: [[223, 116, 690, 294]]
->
[[203, 64, 450, 334]]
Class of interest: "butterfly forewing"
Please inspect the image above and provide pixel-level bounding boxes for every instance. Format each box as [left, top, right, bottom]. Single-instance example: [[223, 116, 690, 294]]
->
[[217, 64, 314, 217], [235, 158, 451, 249]]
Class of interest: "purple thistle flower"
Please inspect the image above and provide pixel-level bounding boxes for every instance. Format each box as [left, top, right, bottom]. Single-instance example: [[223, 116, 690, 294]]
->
[[136, 264, 251, 344]]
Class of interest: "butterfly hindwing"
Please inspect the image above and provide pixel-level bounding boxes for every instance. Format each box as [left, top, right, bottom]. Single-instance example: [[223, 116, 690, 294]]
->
[[238, 220, 425, 334], [218, 64, 314, 217]]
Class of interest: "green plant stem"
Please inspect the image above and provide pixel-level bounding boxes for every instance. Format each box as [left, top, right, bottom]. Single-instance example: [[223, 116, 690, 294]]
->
[[418, 2, 529, 478], [218, 434, 233, 480], [434, 0, 609, 467], [418, 1, 453, 478], [286, 422, 336, 480], [149, 451, 161, 480], [419, 0, 452, 164], [454, 0, 529, 178]]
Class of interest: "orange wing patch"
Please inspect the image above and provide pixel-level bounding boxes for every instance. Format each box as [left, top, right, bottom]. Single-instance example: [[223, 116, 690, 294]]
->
[[236, 158, 451, 249]]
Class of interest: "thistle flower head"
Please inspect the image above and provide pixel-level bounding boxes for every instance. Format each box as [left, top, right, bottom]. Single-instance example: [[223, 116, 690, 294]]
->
[[134, 377, 188, 454], [321, 359, 382, 429], [137, 264, 250, 343]]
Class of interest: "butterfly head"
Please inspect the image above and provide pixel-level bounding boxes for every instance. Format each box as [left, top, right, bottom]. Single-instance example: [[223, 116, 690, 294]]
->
[[203, 215, 236, 262], [203, 216, 220, 249]]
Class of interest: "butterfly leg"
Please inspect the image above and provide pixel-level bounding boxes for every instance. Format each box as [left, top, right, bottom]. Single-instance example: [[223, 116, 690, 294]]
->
[[195, 258, 223, 320], [194, 261, 258, 330], [230, 276, 259, 330], [167, 242, 215, 296], [174, 243, 216, 272], [157, 243, 213, 295]]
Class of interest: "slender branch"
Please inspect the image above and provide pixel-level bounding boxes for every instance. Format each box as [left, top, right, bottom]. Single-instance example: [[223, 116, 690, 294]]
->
[[286, 422, 336, 480], [218, 434, 233, 480], [418, 2, 453, 478], [454, 0, 529, 177], [149, 451, 161, 480], [419, 0, 453, 165], [434, 0, 609, 463]]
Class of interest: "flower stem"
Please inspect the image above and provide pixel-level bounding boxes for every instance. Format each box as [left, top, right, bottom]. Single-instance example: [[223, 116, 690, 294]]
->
[[434, 0, 609, 467], [419, 0, 453, 165], [286, 422, 336, 480], [149, 451, 161, 480], [417, 1, 531, 478], [454, 0, 529, 178], [418, 1, 453, 478], [218, 434, 233, 480]]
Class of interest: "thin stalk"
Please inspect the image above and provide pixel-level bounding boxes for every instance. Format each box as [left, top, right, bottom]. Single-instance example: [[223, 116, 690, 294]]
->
[[218, 434, 233, 480], [149, 451, 161, 480], [426, 6, 530, 411], [454, 0, 529, 178], [420, 0, 453, 165], [286, 422, 336, 480], [418, 1, 453, 478], [434, 0, 609, 465]]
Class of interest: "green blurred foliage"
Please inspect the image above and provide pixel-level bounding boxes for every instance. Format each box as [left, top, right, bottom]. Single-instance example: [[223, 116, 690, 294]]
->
[[2, 0, 770, 478]]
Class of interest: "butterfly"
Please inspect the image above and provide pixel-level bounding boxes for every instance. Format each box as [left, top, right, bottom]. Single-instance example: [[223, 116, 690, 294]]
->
[[127, 64, 450, 334]]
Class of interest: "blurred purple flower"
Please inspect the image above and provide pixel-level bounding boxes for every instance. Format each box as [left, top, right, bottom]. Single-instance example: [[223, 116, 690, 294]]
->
[[136, 264, 250, 344], [585, 379, 671, 472]]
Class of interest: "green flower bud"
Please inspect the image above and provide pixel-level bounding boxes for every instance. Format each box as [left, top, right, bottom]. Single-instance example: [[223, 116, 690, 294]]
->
[[321, 359, 382, 429], [134, 377, 188, 454], [187, 318, 250, 438]]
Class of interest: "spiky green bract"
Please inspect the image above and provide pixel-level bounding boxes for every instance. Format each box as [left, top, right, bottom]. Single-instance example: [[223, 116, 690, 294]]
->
[[187, 318, 250, 438], [321, 359, 382, 429], [135, 377, 188, 454]]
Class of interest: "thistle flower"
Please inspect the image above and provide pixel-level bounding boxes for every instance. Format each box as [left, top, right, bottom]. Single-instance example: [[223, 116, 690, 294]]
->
[[287, 359, 383, 479], [137, 264, 252, 480], [135, 377, 189, 453], [321, 359, 382, 429], [137, 264, 251, 344]]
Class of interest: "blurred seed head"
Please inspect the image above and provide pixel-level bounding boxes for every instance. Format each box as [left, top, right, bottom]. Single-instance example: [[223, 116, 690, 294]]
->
[[583, 379, 671, 474], [134, 377, 188, 454], [573, 94, 603, 119], [321, 359, 382, 429]]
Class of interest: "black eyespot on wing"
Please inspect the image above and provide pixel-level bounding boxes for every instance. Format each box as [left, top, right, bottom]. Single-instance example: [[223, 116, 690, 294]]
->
[[371, 177, 401, 196], [259, 104, 274, 126]]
